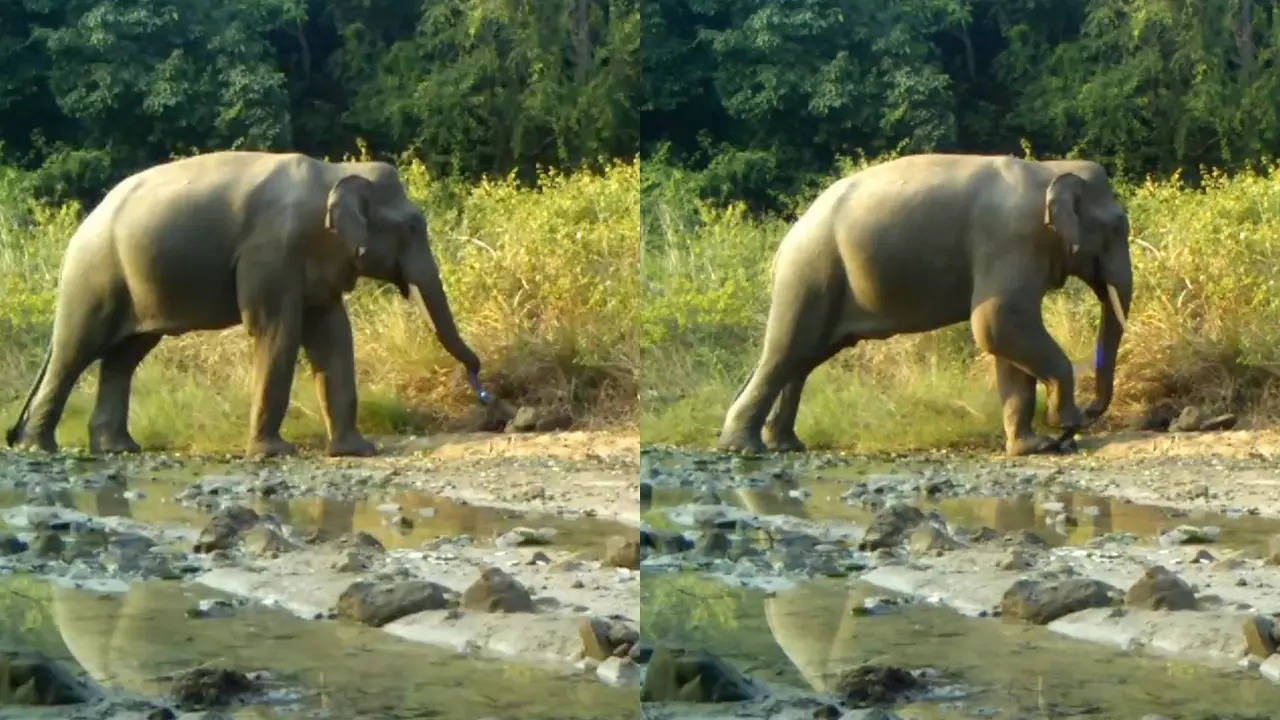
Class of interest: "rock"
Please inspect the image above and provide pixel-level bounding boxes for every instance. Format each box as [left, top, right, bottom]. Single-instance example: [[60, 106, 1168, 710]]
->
[[640, 647, 756, 702], [0, 650, 94, 705], [641, 529, 692, 554], [1125, 566, 1196, 610], [834, 664, 917, 704], [596, 656, 641, 686], [0, 533, 28, 556], [1000, 578, 1121, 624], [907, 524, 958, 554], [31, 531, 63, 558], [1266, 535, 1280, 565], [186, 599, 238, 619], [998, 548, 1036, 571], [528, 551, 551, 565], [242, 527, 294, 557], [193, 506, 259, 553], [336, 580, 454, 627], [694, 531, 731, 558], [1261, 654, 1280, 683], [1185, 548, 1215, 564], [693, 486, 722, 505], [1200, 413, 1237, 431], [1005, 530, 1049, 548], [1169, 406, 1205, 432], [1158, 525, 1220, 547], [840, 711, 900, 720], [580, 617, 615, 660], [506, 406, 539, 433], [813, 705, 841, 720], [603, 535, 640, 569], [332, 549, 373, 573], [496, 526, 557, 548], [959, 527, 1000, 544], [145, 708, 177, 720], [1243, 616, 1277, 658], [337, 531, 385, 553], [859, 504, 925, 550], [460, 567, 535, 613], [170, 667, 255, 709]]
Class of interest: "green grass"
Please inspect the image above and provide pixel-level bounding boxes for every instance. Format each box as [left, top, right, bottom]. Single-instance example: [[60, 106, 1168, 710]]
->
[[641, 159, 1280, 452], [0, 156, 639, 453]]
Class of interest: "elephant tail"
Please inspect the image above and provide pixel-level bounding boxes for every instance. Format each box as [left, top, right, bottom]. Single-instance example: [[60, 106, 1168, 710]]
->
[[6, 345, 51, 447]]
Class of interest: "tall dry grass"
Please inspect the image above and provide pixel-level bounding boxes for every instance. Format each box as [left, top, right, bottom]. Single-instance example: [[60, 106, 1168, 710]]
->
[[641, 160, 1280, 451], [0, 157, 638, 452]]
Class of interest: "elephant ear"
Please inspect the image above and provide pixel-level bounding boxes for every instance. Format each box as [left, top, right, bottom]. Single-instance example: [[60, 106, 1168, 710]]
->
[[325, 175, 373, 259], [1044, 172, 1087, 258]]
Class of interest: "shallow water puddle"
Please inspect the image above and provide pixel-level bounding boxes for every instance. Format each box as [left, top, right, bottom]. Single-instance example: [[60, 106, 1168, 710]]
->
[[0, 574, 635, 719], [641, 572, 1280, 717], [648, 478, 1280, 552], [0, 471, 631, 554]]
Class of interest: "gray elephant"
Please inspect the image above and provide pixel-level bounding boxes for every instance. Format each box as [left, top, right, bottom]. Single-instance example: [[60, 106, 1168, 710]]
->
[[6, 151, 486, 458], [719, 153, 1131, 456]]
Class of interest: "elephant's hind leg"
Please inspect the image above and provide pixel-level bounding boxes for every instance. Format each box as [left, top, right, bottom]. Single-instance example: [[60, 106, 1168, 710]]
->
[[996, 358, 1060, 456], [301, 303, 375, 457], [20, 309, 114, 453], [763, 338, 857, 453], [89, 333, 160, 454]]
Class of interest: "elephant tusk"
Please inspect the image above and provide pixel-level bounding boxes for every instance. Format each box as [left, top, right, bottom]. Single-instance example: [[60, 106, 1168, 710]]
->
[[1106, 284, 1127, 333]]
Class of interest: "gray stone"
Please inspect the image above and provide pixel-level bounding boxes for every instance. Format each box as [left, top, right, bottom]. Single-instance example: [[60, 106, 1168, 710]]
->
[[193, 506, 259, 553], [835, 664, 917, 704], [170, 666, 255, 710], [1125, 566, 1197, 611], [580, 617, 614, 660], [908, 524, 958, 554], [1158, 525, 1220, 547], [1260, 654, 1280, 683], [596, 656, 641, 686], [1243, 615, 1277, 658], [1001, 578, 1121, 624], [640, 647, 756, 702], [998, 548, 1036, 571], [0, 533, 28, 556], [859, 504, 925, 551], [496, 526, 556, 548], [603, 535, 639, 569], [242, 527, 294, 557], [335, 580, 454, 626], [460, 567, 535, 613]]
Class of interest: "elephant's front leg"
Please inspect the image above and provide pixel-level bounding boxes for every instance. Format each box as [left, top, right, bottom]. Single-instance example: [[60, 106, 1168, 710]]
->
[[973, 298, 1083, 455], [301, 303, 375, 457], [239, 268, 304, 458]]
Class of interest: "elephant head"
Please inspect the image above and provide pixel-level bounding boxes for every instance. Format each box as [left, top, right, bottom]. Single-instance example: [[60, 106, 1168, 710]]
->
[[324, 164, 483, 391], [1043, 161, 1132, 419]]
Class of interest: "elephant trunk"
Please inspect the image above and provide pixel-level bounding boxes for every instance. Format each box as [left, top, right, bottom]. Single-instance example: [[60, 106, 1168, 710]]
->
[[404, 245, 481, 377], [1088, 242, 1132, 417]]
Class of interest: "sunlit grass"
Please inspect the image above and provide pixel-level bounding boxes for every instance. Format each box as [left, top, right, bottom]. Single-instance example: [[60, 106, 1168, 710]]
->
[[641, 160, 1280, 451], [0, 158, 639, 454]]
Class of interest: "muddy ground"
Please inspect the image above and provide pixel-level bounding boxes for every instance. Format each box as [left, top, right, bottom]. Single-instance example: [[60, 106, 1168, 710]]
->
[[0, 430, 641, 719], [639, 428, 1280, 719]]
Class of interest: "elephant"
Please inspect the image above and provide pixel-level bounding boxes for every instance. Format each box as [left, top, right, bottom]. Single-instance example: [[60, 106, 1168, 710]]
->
[[718, 153, 1132, 456], [6, 151, 488, 458]]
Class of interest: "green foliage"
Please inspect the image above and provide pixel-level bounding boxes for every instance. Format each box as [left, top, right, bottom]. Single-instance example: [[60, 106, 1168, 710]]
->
[[643, 0, 1280, 209], [0, 0, 638, 203], [0, 160, 638, 452], [641, 160, 1280, 451]]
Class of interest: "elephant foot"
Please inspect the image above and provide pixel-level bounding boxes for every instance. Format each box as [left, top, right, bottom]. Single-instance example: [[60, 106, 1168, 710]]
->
[[763, 428, 807, 453], [89, 430, 141, 455], [717, 427, 767, 455], [12, 429, 58, 454], [248, 437, 297, 459], [1005, 431, 1078, 457], [328, 434, 376, 457]]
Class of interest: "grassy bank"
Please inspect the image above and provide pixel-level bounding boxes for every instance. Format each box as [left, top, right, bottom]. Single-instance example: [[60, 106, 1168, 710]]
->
[[641, 161, 1280, 451], [0, 157, 639, 453]]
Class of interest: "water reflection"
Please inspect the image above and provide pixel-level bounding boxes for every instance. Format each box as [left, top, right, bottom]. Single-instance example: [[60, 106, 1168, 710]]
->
[[642, 573, 1280, 716], [4, 577, 637, 719], [653, 478, 1280, 551], [2, 474, 629, 554]]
